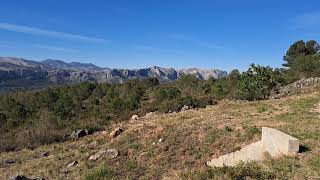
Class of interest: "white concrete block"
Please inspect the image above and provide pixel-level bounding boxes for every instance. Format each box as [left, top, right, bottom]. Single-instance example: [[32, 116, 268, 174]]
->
[[262, 127, 299, 157], [207, 127, 300, 168]]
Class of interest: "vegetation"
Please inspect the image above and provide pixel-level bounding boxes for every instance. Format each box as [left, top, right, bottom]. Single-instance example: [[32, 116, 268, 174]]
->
[[283, 40, 320, 82], [1, 87, 320, 179], [85, 165, 115, 180], [1, 40, 320, 152]]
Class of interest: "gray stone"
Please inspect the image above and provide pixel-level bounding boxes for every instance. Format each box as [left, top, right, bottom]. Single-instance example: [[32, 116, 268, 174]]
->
[[67, 160, 78, 168], [89, 149, 119, 161]]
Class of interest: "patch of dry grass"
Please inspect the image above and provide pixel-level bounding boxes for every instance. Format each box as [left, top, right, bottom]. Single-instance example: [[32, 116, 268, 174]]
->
[[1, 90, 320, 179]]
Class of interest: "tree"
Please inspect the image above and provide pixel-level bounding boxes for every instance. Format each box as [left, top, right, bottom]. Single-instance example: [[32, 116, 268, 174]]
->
[[286, 54, 320, 82], [53, 92, 74, 118], [283, 40, 320, 67]]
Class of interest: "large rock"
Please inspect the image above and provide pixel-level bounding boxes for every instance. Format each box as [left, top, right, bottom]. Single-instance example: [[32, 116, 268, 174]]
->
[[89, 149, 119, 161], [207, 127, 299, 167]]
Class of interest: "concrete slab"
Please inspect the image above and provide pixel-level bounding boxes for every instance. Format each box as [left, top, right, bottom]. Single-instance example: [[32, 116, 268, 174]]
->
[[261, 127, 299, 157], [207, 127, 299, 167]]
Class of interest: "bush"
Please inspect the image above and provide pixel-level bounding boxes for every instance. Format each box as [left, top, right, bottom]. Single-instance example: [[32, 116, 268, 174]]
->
[[155, 86, 181, 102], [238, 64, 284, 100]]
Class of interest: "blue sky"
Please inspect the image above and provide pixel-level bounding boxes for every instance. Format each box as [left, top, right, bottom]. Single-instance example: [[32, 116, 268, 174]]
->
[[0, 0, 319, 71]]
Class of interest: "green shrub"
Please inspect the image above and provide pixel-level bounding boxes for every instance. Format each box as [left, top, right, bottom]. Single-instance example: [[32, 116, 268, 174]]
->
[[238, 64, 284, 100], [155, 86, 181, 102]]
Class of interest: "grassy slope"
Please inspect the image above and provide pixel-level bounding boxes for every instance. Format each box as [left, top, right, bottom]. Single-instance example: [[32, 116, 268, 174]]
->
[[1, 88, 320, 179]]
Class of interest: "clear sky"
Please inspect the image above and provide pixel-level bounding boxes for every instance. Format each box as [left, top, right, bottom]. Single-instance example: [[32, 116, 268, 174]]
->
[[0, 0, 319, 71]]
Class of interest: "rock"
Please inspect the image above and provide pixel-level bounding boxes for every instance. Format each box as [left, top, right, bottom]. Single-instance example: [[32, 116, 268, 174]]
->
[[67, 160, 78, 168], [270, 77, 320, 99], [41, 152, 49, 157], [109, 127, 124, 138], [70, 129, 90, 139], [89, 150, 106, 161], [89, 149, 119, 161], [140, 152, 147, 156], [10, 175, 44, 180], [131, 115, 139, 121], [106, 149, 119, 159], [158, 138, 164, 143], [181, 105, 191, 111]]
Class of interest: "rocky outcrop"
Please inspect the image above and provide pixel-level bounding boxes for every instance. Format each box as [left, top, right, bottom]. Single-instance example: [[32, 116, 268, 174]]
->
[[271, 77, 320, 98]]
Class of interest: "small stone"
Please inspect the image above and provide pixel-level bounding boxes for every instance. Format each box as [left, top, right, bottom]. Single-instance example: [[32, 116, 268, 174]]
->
[[89, 150, 107, 161], [41, 152, 49, 157], [109, 127, 124, 138], [140, 152, 147, 156], [181, 105, 191, 111], [131, 115, 139, 121], [158, 138, 163, 143], [67, 160, 78, 168], [152, 142, 156, 145]]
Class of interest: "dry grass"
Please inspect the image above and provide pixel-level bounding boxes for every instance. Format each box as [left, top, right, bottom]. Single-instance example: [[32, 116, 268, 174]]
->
[[1, 90, 320, 179]]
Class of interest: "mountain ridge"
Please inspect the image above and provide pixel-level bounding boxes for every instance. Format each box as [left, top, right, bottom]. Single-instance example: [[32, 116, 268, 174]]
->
[[0, 57, 227, 90]]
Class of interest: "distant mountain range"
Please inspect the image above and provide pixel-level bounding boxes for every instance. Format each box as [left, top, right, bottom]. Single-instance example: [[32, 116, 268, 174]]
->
[[0, 57, 227, 91]]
